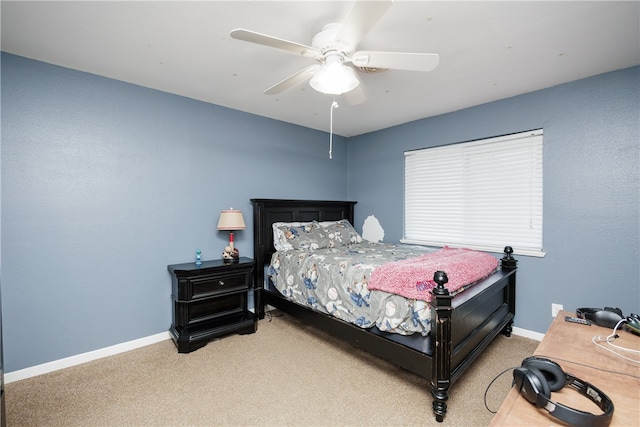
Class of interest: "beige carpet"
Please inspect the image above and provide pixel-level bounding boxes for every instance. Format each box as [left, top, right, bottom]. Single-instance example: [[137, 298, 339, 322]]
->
[[6, 312, 538, 426]]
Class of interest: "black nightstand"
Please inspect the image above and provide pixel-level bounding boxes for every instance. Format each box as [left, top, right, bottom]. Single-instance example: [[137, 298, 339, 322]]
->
[[168, 257, 256, 353]]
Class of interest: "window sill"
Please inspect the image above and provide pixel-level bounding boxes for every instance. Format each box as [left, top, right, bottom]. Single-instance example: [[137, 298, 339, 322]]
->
[[399, 239, 546, 258]]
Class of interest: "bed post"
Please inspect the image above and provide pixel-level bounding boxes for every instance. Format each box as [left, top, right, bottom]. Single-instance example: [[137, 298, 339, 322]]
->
[[500, 245, 517, 270], [500, 246, 517, 337], [430, 270, 453, 423], [252, 200, 266, 319]]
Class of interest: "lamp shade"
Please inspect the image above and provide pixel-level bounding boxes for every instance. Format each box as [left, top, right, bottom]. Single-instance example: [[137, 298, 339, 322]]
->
[[217, 209, 246, 230]]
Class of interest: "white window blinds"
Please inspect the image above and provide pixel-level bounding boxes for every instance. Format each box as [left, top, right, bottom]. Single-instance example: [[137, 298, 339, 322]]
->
[[403, 129, 544, 257]]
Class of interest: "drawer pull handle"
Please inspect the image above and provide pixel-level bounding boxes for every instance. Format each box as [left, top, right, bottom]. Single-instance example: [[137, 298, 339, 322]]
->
[[219, 280, 224, 286]]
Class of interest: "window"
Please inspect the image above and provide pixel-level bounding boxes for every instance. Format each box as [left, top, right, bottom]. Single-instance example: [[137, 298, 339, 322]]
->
[[403, 129, 544, 257]]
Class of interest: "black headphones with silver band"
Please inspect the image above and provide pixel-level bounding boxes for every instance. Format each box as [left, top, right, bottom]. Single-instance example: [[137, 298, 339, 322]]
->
[[513, 356, 614, 427]]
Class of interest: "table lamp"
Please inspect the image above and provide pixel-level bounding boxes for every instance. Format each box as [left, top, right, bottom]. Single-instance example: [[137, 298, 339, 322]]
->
[[217, 209, 246, 262]]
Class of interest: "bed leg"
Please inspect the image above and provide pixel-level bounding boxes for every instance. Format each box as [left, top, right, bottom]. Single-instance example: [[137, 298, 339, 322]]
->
[[432, 389, 448, 422], [501, 319, 513, 337]]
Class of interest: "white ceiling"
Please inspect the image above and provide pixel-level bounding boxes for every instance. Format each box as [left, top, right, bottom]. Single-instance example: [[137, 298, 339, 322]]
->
[[2, 1, 639, 137]]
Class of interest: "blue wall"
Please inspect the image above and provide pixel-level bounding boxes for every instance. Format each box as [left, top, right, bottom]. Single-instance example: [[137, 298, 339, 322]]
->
[[1, 52, 638, 372], [348, 66, 639, 334], [1, 53, 348, 372]]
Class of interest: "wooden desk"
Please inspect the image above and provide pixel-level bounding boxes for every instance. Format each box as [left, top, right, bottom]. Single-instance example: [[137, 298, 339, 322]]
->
[[491, 310, 640, 426]]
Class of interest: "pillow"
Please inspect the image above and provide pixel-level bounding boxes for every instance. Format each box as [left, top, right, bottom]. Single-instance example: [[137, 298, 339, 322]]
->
[[272, 221, 329, 251], [272, 221, 306, 251], [317, 219, 363, 247]]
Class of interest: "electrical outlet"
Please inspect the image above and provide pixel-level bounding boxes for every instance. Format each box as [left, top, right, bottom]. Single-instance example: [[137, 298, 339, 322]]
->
[[552, 303, 563, 317]]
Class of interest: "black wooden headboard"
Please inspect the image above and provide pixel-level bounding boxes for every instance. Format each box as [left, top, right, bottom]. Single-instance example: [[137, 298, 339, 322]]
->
[[251, 199, 357, 314]]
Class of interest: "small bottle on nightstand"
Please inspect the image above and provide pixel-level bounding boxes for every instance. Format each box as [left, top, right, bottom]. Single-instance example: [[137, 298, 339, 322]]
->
[[195, 249, 202, 266]]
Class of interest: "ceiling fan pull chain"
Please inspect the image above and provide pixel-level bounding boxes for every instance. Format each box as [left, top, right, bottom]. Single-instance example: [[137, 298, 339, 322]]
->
[[329, 98, 339, 159]]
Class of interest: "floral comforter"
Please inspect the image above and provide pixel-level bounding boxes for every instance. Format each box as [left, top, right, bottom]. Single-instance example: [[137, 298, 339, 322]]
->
[[268, 242, 439, 336]]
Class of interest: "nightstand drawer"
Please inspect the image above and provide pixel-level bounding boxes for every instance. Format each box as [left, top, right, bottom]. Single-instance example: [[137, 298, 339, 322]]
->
[[183, 271, 250, 300], [177, 292, 246, 326]]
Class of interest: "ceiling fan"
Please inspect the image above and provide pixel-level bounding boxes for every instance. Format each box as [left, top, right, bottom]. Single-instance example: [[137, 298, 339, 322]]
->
[[230, 0, 439, 103]]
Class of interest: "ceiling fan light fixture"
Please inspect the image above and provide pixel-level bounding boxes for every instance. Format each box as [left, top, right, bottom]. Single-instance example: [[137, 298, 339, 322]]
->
[[232, 0, 438, 99], [309, 55, 360, 95]]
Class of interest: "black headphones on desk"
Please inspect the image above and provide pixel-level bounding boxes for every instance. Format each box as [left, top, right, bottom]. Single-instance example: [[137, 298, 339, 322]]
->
[[576, 307, 624, 329], [577, 307, 640, 335], [513, 356, 614, 427]]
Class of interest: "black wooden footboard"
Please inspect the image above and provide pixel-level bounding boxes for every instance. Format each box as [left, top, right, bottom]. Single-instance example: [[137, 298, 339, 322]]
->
[[430, 255, 516, 421]]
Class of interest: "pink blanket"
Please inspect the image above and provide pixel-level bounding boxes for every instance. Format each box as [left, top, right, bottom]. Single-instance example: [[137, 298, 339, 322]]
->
[[369, 247, 499, 302]]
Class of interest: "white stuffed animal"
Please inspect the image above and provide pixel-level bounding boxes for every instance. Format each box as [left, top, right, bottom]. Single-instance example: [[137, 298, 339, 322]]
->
[[222, 245, 239, 260]]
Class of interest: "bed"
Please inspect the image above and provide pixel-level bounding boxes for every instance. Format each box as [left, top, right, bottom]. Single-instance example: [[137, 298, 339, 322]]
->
[[251, 199, 517, 422]]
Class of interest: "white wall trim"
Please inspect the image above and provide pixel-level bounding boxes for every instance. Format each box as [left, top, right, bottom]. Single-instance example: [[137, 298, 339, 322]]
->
[[512, 326, 544, 342], [5, 326, 542, 384], [5, 331, 172, 383]]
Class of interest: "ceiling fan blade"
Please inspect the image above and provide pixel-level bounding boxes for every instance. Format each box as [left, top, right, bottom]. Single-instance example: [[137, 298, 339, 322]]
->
[[264, 64, 320, 95], [230, 29, 321, 58], [342, 83, 366, 106], [337, 0, 392, 47], [351, 51, 440, 72]]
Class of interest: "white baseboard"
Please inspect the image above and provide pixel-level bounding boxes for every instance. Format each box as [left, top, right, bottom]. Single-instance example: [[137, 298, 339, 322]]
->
[[5, 331, 172, 384], [512, 326, 544, 342], [5, 325, 542, 384]]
